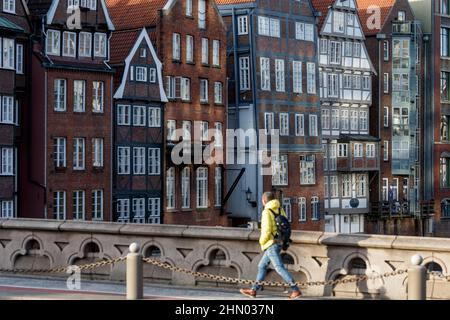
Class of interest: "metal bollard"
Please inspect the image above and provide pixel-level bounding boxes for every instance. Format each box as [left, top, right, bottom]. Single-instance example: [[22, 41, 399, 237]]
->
[[126, 242, 143, 300], [407, 254, 426, 300]]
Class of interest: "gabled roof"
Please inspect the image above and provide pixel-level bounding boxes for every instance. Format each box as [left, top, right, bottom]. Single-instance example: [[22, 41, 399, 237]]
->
[[113, 27, 168, 102], [311, 0, 334, 30], [0, 17, 25, 32], [106, 0, 168, 30], [356, 0, 396, 36]]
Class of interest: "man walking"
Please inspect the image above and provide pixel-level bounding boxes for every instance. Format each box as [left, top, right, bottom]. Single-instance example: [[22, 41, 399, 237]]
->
[[240, 192, 302, 299]]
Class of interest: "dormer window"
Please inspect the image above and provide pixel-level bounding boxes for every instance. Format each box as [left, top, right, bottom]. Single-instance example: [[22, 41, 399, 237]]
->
[[140, 48, 146, 58], [79, 32, 92, 57], [46, 30, 61, 56], [136, 66, 148, 82], [3, 0, 15, 14], [333, 11, 345, 33], [398, 11, 406, 22], [63, 32, 76, 57]]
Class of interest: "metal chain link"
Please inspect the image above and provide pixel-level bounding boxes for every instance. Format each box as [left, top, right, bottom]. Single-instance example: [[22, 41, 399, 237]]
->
[[0, 256, 126, 274], [428, 271, 450, 281], [142, 257, 410, 288]]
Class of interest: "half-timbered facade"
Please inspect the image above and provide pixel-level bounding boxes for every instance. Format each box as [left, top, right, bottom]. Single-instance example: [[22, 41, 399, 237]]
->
[[110, 28, 167, 224], [21, 0, 115, 221], [0, 0, 30, 219], [313, 0, 376, 233], [217, 0, 324, 230], [107, 0, 229, 226]]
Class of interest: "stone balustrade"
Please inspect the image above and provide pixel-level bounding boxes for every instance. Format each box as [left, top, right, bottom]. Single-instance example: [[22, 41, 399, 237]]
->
[[1, 218, 450, 299]]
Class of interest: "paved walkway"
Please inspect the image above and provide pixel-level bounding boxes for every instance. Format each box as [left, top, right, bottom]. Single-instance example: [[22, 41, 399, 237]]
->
[[0, 275, 332, 300]]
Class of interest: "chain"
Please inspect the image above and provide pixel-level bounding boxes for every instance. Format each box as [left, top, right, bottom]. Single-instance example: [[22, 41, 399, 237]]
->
[[428, 271, 450, 282], [142, 257, 409, 288], [0, 256, 126, 274]]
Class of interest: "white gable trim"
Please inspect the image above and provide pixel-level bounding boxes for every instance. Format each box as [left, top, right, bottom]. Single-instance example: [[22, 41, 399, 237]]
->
[[162, 0, 175, 11], [46, 0, 114, 30], [114, 28, 168, 102]]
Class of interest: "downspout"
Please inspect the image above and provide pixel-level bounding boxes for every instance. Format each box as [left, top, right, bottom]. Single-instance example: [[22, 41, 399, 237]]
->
[[231, 7, 240, 130]]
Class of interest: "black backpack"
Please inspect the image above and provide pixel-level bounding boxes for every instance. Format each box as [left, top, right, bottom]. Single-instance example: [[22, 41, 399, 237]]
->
[[269, 208, 292, 250]]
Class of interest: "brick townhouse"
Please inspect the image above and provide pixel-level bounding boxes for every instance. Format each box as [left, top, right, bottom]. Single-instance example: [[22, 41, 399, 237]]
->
[[357, 0, 433, 236], [107, 0, 229, 226], [0, 0, 30, 218], [217, 0, 324, 230], [20, 0, 115, 221], [109, 28, 167, 224]]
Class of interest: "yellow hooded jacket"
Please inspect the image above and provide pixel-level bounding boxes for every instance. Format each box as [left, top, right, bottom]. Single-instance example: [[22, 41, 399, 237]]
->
[[259, 199, 287, 251]]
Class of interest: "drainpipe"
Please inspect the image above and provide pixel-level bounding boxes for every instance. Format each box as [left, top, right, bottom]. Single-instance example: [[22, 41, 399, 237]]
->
[[231, 8, 240, 131]]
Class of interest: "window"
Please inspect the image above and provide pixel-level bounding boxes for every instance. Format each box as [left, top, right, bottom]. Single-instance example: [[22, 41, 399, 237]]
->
[[136, 66, 148, 82], [147, 198, 160, 224], [46, 30, 60, 56], [354, 143, 363, 158], [353, 43, 361, 57], [200, 79, 209, 103], [442, 115, 450, 142], [133, 147, 146, 175], [442, 27, 449, 57], [338, 143, 348, 157], [214, 82, 223, 104], [148, 148, 160, 175], [384, 107, 389, 127], [62, 32, 76, 58], [322, 109, 330, 130], [94, 33, 107, 57], [330, 41, 342, 64], [293, 61, 302, 93], [167, 120, 176, 141], [166, 167, 175, 209], [260, 57, 271, 91], [283, 198, 292, 222], [392, 140, 410, 160], [320, 39, 328, 54], [214, 122, 223, 147], [382, 178, 389, 201], [275, 59, 285, 92], [307, 63, 316, 94], [117, 105, 130, 125], [186, 35, 194, 63], [300, 155, 316, 185], [181, 77, 191, 101], [272, 154, 288, 186], [172, 33, 181, 61], [341, 109, 349, 131], [342, 174, 351, 198], [327, 74, 339, 97], [1, 96, 14, 124], [53, 138, 66, 168], [117, 199, 130, 221], [53, 191, 66, 220], [92, 189, 103, 220], [366, 144, 375, 158], [0, 148, 13, 175], [362, 76, 370, 90], [133, 105, 146, 126], [279, 113, 289, 136], [442, 157, 450, 188], [182, 121, 192, 140], [16, 44, 23, 73], [398, 11, 406, 21], [149, 69, 156, 83], [181, 167, 190, 209], [73, 138, 85, 170], [92, 81, 104, 113], [383, 40, 389, 61], [238, 16, 248, 35], [264, 112, 274, 135], [3, 0, 15, 13], [330, 176, 339, 198], [299, 198, 306, 222], [200, 121, 209, 141], [196, 167, 208, 208], [73, 80, 85, 112], [198, 0, 206, 29], [356, 174, 367, 197], [140, 48, 146, 58], [384, 141, 389, 161], [79, 32, 92, 57], [442, 72, 450, 101], [117, 146, 130, 174], [350, 110, 358, 131], [131, 198, 145, 223], [296, 23, 314, 42], [295, 114, 304, 136], [54, 79, 66, 111], [213, 40, 220, 66], [186, 0, 192, 16], [201, 38, 209, 64], [148, 107, 161, 127], [92, 138, 103, 168], [215, 167, 222, 206], [311, 197, 320, 220], [309, 114, 318, 136], [1, 200, 14, 218], [73, 190, 85, 220], [258, 16, 280, 37], [331, 109, 339, 130], [333, 11, 345, 33], [359, 110, 368, 131], [384, 73, 389, 93], [239, 57, 250, 90]]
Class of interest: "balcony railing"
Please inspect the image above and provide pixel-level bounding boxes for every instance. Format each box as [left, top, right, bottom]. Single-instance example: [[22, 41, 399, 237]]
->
[[392, 22, 412, 34], [336, 154, 380, 172], [370, 200, 435, 220]]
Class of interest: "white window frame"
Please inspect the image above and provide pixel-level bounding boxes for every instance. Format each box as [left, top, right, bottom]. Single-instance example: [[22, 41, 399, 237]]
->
[[186, 35, 194, 63], [16, 43, 23, 74], [196, 167, 208, 208], [92, 81, 104, 113], [295, 114, 305, 136], [200, 79, 209, 103], [0, 148, 13, 175], [46, 30, 60, 56], [53, 137, 66, 168], [167, 168, 175, 209], [133, 105, 146, 126], [293, 61, 302, 94], [136, 66, 148, 82], [309, 114, 318, 136], [148, 107, 161, 127], [215, 167, 222, 207], [239, 56, 250, 90], [148, 148, 160, 175], [307, 62, 316, 94], [3, 0, 15, 13], [279, 113, 289, 136], [275, 59, 285, 92], [260, 57, 270, 91], [117, 104, 131, 125], [94, 33, 107, 57], [201, 38, 209, 64], [133, 147, 146, 175], [79, 32, 92, 57], [117, 146, 131, 174], [298, 198, 306, 222], [92, 138, 104, 168], [172, 33, 181, 61], [73, 80, 85, 112], [53, 191, 66, 220], [214, 82, 223, 104], [54, 79, 67, 111], [72, 190, 85, 220], [212, 40, 220, 67], [73, 138, 85, 170], [238, 16, 248, 35], [264, 112, 274, 135], [181, 167, 190, 209], [300, 155, 316, 185], [92, 189, 103, 220]]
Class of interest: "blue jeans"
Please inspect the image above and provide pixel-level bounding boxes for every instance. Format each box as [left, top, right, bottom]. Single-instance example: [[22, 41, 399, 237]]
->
[[252, 244, 299, 292]]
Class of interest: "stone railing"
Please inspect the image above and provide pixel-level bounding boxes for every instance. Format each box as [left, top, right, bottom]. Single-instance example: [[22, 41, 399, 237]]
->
[[1, 218, 450, 299]]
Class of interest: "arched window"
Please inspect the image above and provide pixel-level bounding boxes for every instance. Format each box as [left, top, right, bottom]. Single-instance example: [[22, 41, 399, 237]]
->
[[281, 253, 295, 265], [166, 167, 175, 209], [425, 262, 443, 273], [349, 257, 367, 275], [144, 245, 162, 258]]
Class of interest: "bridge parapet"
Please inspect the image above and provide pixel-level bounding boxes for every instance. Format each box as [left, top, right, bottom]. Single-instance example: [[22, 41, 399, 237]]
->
[[1, 218, 450, 299]]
